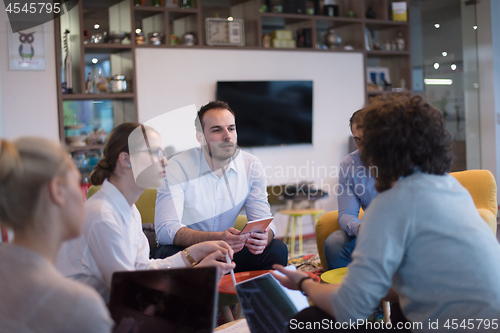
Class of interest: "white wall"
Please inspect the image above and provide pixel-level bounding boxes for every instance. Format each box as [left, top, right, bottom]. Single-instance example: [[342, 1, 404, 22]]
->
[[0, 2, 59, 140], [136, 48, 365, 236]]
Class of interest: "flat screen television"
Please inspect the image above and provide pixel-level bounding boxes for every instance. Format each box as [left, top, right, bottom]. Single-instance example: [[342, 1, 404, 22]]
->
[[216, 81, 313, 147]]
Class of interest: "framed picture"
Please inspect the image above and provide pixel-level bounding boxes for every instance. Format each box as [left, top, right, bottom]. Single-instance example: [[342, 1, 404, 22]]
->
[[8, 23, 46, 71]]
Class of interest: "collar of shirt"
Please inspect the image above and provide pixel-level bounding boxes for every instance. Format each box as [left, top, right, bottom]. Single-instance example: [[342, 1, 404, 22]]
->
[[198, 147, 239, 177], [99, 179, 134, 223]]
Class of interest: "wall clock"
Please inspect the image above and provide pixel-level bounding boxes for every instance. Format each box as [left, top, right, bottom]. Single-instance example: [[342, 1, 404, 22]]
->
[[205, 18, 245, 46]]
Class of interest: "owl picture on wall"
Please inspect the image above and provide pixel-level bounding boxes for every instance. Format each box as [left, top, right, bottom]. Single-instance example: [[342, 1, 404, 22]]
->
[[8, 23, 45, 71], [18, 32, 35, 62]]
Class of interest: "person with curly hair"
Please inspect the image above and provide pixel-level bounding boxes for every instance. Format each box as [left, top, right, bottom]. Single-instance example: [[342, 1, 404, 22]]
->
[[272, 94, 500, 332]]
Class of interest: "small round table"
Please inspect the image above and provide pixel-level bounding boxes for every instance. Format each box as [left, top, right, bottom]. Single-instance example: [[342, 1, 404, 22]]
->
[[280, 208, 324, 257]]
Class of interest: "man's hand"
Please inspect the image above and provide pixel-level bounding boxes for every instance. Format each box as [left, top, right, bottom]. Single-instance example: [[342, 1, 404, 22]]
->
[[222, 227, 249, 252], [187, 240, 234, 262], [271, 264, 310, 290], [245, 227, 272, 255]]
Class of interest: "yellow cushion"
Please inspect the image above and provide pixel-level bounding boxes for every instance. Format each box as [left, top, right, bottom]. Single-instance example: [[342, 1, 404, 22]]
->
[[234, 215, 248, 231]]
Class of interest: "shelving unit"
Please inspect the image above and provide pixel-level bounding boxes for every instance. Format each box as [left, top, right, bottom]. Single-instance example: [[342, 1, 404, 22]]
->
[[54, 0, 411, 152]]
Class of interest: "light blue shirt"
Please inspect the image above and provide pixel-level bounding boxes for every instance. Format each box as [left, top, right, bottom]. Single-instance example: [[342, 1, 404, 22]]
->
[[155, 147, 275, 245], [338, 150, 378, 236], [331, 172, 500, 329]]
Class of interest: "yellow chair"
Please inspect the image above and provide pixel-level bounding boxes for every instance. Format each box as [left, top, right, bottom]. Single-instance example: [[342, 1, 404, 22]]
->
[[316, 209, 363, 271], [315, 170, 498, 270]]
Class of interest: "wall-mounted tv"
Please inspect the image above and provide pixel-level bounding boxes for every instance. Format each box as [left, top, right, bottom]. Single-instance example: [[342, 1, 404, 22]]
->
[[216, 81, 313, 147]]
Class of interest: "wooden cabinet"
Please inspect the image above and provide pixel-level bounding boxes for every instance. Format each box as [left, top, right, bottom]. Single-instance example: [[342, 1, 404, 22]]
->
[[55, 0, 411, 149]]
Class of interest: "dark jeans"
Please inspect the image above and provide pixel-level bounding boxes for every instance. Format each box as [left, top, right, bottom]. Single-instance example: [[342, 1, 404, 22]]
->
[[289, 306, 411, 332], [151, 239, 288, 273]]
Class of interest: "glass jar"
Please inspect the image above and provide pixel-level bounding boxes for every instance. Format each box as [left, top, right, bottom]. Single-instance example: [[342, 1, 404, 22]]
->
[[73, 152, 90, 174]]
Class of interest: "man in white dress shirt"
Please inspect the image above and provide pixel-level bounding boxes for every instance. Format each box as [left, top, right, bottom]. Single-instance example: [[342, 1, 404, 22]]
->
[[152, 101, 288, 272]]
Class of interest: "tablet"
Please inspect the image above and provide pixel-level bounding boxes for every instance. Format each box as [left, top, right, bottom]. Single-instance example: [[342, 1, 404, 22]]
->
[[239, 217, 273, 234]]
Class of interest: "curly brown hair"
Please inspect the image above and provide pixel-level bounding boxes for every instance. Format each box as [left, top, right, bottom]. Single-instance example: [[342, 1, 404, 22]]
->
[[360, 93, 453, 192]]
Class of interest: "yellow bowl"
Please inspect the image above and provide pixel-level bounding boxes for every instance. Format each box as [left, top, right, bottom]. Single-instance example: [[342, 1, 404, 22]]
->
[[321, 267, 348, 284]]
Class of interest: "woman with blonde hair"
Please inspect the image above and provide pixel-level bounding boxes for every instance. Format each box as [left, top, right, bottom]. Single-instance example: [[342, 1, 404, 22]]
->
[[0, 137, 112, 332], [57, 122, 235, 302]]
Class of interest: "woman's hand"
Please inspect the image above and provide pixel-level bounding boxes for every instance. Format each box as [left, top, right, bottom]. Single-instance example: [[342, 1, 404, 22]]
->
[[196, 250, 236, 280], [270, 264, 310, 290], [187, 240, 234, 262]]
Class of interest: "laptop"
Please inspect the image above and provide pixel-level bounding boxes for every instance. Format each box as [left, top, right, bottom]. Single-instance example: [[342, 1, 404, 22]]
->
[[235, 266, 310, 333], [109, 267, 219, 333]]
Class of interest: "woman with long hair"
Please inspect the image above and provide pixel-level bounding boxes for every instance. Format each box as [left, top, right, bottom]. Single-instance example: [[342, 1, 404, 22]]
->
[[272, 94, 500, 332], [57, 123, 235, 301], [0, 137, 112, 332]]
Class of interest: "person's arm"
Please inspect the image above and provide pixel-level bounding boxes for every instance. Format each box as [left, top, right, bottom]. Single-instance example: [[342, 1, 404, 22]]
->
[[172, 226, 249, 252], [271, 265, 339, 317], [272, 267, 399, 317], [136, 224, 236, 278], [154, 161, 189, 245], [338, 160, 363, 237]]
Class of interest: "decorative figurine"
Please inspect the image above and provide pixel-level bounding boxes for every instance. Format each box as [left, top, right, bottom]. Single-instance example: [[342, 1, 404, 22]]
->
[[85, 72, 94, 94], [366, 6, 376, 19], [325, 27, 342, 49], [262, 34, 271, 48], [63, 29, 73, 94], [395, 32, 405, 51]]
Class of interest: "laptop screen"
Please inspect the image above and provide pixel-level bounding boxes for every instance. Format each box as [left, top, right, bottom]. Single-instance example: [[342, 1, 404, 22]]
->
[[109, 267, 218, 333], [235, 272, 309, 333]]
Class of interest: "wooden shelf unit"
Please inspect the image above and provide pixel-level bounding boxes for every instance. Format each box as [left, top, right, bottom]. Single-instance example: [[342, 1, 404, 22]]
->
[[55, 0, 411, 147]]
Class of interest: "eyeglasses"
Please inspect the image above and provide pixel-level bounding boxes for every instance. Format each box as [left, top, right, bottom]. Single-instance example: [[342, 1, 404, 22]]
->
[[136, 147, 165, 161], [140, 125, 165, 164]]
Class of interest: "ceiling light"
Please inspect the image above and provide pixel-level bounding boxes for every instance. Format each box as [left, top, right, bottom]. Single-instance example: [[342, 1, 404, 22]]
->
[[91, 58, 98, 64], [94, 24, 100, 30], [135, 28, 141, 34], [473, 83, 479, 88], [434, 23, 440, 28], [442, 52, 447, 57], [473, 25, 478, 30], [424, 79, 453, 85], [433, 63, 440, 69], [451, 64, 457, 71], [228, 17, 233, 21]]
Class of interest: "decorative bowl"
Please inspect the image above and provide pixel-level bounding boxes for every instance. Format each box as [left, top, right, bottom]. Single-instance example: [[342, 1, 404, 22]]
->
[[107, 31, 128, 44]]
